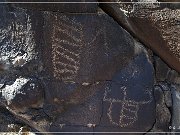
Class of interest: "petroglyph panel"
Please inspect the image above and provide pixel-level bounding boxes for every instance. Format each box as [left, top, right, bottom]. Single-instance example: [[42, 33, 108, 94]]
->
[[43, 13, 135, 83], [43, 13, 115, 83], [100, 51, 155, 130]]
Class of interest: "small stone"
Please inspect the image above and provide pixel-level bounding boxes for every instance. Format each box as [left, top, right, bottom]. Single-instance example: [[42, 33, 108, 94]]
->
[[82, 82, 90, 86], [87, 123, 96, 128], [12, 56, 26, 67], [95, 82, 100, 85], [59, 124, 65, 129], [53, 98, 59, 103], [87, 124, 93, 128]]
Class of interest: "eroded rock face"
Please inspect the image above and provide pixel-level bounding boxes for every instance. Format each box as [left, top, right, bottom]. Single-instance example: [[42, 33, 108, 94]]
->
[[0, 1, 177, 134], [99, 0, 180, 73]]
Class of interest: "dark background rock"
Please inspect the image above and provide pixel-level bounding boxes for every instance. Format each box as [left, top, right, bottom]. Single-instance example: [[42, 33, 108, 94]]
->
[[99, 1, 180, 73], [151, 86, 171, 132], [155, 56, 171, 82], [7, 0, 98, 13], [0, 106, 35, 133]]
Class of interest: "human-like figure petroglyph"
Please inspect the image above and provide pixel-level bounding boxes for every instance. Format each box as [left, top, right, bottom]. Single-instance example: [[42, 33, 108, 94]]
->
[[103, 84, 153, 127]]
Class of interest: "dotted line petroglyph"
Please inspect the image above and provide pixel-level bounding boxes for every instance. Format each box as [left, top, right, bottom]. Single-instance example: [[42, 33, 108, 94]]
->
[[51, 15, 83, 82], [103, 84, 153, 127]]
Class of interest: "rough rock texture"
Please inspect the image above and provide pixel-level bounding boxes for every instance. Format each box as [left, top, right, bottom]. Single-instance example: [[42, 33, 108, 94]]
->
[[152, 85, 171, 132], [0, 0, 179, 134], [0, 106, 34, 133], [99, 0, 180, 73]]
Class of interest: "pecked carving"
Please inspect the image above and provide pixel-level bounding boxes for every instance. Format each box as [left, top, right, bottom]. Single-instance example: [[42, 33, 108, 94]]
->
[[51, 15, 83, 82], [99, 0, 180, 72]]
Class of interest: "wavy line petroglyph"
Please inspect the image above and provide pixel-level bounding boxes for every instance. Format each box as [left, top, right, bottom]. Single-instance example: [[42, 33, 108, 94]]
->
[[103, 84, 153, 127]]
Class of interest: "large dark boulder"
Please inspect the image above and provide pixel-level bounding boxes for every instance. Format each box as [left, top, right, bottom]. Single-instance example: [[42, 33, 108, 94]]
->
[[99, 0, 180, 73], [0, 1, 177, 134]]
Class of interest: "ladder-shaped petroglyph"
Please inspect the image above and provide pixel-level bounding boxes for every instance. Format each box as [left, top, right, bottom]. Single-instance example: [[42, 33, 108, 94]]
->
[[103, 85, 153, 127], [51, 15, 83, 82], [51, 15, 108, 82]]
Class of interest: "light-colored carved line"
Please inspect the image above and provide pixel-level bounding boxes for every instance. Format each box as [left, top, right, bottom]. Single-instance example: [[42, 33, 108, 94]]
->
[[119, 99, 126, 127], [52, 54, 79, 75], [104, 83, 153, 127], [0, 28, 10, 42], [53, 39, 82, 47], [54, 26, 82, 43], [61, 76, 76, 82], [121, 114, 136, 120], [52, 47, 80, 66], [57, 21, 83, 33], [55, 61, 79, 71], [123, 106, 137, 113], [52, 56, 79, 79], [52, 59, 79, 79], [87, 29, 103, 45], [107, 102, 119, 126], [53, 73, 75, 81], [124, 101, 137, 107], [58, 15, 83, 29], [54, 44, 80, 58], [119, 101, 139, 127], [54, 68, 76, 74]]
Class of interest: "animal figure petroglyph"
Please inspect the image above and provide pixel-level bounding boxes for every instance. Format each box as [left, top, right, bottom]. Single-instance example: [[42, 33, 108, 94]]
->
[[103, 84, 153, 127]]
